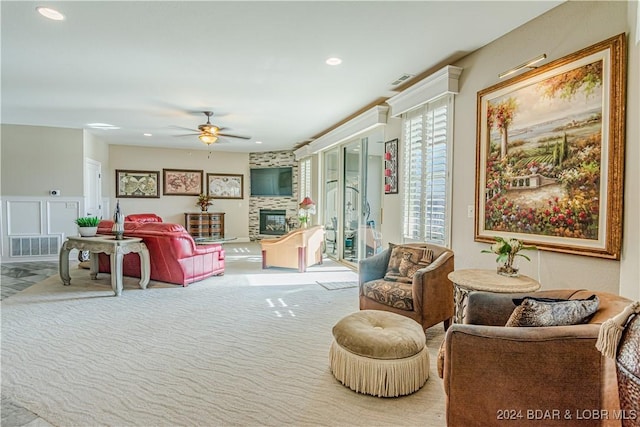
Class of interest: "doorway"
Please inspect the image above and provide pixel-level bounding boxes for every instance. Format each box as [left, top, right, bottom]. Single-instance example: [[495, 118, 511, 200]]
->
[[342, 140, 361, 263], [84, 158, 102, 218], [323, 149, 339, 256]]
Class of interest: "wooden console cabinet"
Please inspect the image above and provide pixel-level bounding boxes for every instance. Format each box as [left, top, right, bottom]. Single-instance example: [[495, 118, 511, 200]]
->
[[184, 212, 225, 239]]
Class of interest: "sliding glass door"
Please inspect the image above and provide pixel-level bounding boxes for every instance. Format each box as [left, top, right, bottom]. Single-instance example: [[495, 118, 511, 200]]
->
[[321, 132, 383, 264], [342, 140, 361, 263], [323, 149, 339, 256]]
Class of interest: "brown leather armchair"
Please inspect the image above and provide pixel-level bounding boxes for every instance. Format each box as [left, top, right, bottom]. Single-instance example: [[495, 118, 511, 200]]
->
[[358, 243, 454, 332], [441, 289, 632, 427]]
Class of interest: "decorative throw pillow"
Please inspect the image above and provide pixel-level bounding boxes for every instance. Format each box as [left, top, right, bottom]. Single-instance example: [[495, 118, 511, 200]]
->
[[505, 295, 600, 327], [419, 248, 434, 264], [384, 244, 434, 284]]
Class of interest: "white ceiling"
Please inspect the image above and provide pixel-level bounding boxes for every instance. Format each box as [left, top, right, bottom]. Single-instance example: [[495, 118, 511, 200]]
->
[[1, 1, 562, 153]]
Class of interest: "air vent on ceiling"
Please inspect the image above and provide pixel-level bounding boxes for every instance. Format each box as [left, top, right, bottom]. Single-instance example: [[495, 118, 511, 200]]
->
[[390, 73, 414, 86]]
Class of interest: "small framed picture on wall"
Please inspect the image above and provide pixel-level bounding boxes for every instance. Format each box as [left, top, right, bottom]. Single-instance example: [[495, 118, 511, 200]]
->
[[115, 169, 160, 198], [162, 169, 203, 196], [207, 173, 244, 199], [384, 139, 398, 194]]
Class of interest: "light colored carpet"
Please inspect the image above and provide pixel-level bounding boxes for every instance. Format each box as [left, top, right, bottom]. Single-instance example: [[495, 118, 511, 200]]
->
[[1, 244, 446, 426]]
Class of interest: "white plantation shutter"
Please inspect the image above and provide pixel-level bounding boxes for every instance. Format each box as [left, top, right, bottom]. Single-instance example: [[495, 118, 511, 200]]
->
[[403, 111, 424, 240], [402, 94, 452, 246], [299, 158, 311, 198]]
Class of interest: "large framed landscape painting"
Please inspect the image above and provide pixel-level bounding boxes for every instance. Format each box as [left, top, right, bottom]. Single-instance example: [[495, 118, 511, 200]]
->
[[475, 34, 625, 259]]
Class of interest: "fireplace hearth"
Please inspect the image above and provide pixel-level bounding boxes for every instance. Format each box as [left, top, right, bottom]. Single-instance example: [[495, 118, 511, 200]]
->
[[259, 209, 287, 236]]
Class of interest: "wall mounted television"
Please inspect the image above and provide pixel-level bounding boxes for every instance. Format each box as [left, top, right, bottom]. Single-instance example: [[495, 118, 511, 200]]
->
[[250, 167, 293, 197]]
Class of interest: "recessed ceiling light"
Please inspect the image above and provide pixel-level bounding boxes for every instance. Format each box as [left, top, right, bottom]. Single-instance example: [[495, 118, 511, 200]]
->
[[36, 6, 65, 21], [87, 123, 120, 130], [326, 57, 342, 66], [255, 141, 263, 144], [144, 133, 152, 137]]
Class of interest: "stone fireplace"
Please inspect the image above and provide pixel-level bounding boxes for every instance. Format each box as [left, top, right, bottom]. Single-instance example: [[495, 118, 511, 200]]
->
[[249, 150, 299, 241], [259, 209, 287, 236]]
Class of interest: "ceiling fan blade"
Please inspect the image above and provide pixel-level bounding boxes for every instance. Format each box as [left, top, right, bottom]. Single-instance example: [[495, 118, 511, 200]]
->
[[173, 133, 201, 137], [217, 132, 251, 140], [169, 125, 200, 132]]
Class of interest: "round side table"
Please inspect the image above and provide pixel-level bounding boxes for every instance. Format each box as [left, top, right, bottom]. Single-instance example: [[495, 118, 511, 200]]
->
[[447, 269, 541, 323]]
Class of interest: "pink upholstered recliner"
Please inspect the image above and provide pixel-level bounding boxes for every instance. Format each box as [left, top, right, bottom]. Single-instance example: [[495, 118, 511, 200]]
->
[[125, 213, 163, 223], [96, 220, 224, 286]]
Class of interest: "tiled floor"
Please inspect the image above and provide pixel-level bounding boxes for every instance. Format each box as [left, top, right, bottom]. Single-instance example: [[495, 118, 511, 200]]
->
[[1, 260, 59, 427], [1, 261, 59, 300]]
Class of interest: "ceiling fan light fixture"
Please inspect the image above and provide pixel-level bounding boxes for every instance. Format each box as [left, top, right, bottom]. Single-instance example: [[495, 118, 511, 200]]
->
[[200, 124, 219, 134], [199, 133, 218, 145]]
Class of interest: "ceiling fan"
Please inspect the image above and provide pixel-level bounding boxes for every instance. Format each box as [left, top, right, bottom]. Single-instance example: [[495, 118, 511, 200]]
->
[[174, 111, 251, 145]]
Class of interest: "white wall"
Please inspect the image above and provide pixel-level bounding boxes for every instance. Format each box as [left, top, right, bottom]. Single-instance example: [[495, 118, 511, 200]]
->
[[83, 130, 111, 197], [380, 116, 402, 247], [108, 145, 250, 241], [1, 125, 88, 262], [1, 125, 84, 197]]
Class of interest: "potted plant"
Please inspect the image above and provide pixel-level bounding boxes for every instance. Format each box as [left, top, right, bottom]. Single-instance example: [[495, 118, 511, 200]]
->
[[196, 194, 213, 212], [75, 216, 100, 237]]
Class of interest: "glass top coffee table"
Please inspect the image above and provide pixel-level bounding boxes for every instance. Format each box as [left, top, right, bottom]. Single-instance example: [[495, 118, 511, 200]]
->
[[194, 237, 238, 245]]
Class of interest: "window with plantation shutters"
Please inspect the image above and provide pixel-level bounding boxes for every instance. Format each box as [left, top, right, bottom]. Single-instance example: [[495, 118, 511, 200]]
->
[[299, 158, 311, 198], [402, 94, 452, 246]]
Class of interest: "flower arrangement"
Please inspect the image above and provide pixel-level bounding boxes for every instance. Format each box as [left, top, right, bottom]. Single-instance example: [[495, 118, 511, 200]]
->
[[298, 197, 316, 228], [196, 193, 213, 211], [482, 236, 535, 277]]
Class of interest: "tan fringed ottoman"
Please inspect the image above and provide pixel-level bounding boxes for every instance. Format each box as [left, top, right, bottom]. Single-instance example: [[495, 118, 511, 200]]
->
[[329, 310, 429, 397]]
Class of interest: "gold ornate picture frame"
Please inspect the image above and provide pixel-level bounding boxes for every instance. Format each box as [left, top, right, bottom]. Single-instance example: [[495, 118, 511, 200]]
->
[[475, 33, 626, 259]]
